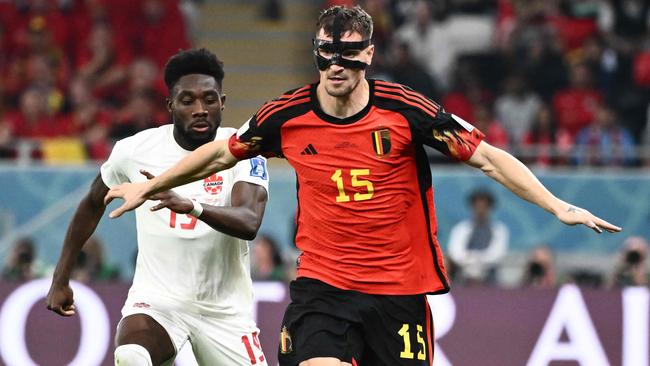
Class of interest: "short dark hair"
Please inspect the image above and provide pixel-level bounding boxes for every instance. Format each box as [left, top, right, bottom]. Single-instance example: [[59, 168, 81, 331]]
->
[[316, 5, 373, 40], [468, 189, 495, 208], [163, 48, 225, 92]]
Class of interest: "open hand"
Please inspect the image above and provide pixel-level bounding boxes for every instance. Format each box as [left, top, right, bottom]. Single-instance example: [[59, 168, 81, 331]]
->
[[104, 180, 152, 218], [556, 205, 622, 234], [140, 170, 193, 214]]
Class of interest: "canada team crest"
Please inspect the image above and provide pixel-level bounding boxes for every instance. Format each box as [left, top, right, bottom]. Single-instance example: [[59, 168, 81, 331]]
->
[[203, 174, 223, 194]]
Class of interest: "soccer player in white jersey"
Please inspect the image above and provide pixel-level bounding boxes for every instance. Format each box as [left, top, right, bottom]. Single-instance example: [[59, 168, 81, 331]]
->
[[46, 49, 270, 366]]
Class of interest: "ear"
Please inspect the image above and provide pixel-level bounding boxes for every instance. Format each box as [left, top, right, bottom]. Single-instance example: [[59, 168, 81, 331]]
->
[[365, 44, 375, 66], [220, 93, 226, 111], [166, 98, 173, 113]]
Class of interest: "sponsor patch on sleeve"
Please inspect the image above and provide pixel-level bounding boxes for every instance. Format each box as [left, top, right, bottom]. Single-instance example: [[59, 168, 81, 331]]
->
[[236, 118, 252, 137], [249, 157, 268, 180], [451, 113, 475, 132]]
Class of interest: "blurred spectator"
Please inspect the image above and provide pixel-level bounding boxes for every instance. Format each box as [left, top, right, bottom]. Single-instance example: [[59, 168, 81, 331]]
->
[[472, 103, 509, 150], [494, 72, 542, 146], [251, 234, 286, 282], [3, 1, 71, 58], [120, 58, 166, 104], [2, 87, 62, 138], [2, 237, 43, 281], [395, 0, 454, 89], [71, 236, 120, 283], [521, 245, 556, 289], [2, 18, 70, 103], [110, 91, 163, 140], [442, 62, 492, 122], [579, 36, 620, 100], [610, 236, 649, 287], [567, 268, 604, 288], [574, 103, 636, 166], [546, 0, 599, 52], [598, 0, 650, 50], [382, 39, 439, 100], [507, 2, 569, 101], [135, 0, 191, 69], [58, 76, 113, 160], [76, 21, 132, 101], [447, 189, 509, 286], [552, 62, 603, 138], [521, 104, 572, 166]]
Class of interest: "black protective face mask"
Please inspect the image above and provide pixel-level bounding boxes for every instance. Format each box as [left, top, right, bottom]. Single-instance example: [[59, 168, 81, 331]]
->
[[313, 8, 371, 71], [313, 38, 371, 70]]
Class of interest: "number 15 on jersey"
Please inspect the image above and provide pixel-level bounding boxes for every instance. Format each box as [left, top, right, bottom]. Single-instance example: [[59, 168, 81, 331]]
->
[[330, 169, 374, 203]]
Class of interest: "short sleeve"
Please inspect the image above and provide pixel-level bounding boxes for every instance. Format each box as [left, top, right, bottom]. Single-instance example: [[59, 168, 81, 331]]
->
[[100, 140, 131, 187], [228, 86, 312, 160], [232, 156, 270, 195], [228, 116, 283, 160], [410, 110, 485, 161]]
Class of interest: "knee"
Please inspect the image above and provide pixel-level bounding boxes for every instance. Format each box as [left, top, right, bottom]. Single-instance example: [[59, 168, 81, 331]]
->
[[114, 344, 153, 366]]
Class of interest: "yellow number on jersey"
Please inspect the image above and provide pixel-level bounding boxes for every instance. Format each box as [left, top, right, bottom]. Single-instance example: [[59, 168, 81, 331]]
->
[[330, 169, 374, 203]]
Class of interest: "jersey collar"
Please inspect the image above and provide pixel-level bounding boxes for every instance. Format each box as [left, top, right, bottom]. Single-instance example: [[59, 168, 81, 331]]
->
[[310, 79, 374, 125]]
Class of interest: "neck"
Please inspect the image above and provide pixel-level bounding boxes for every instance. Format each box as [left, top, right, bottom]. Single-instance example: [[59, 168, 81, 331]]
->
[[316, 78, 369, 119]]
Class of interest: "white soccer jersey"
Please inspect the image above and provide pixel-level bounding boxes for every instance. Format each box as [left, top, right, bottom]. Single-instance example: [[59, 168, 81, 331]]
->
[[101, 125, 269, 320]]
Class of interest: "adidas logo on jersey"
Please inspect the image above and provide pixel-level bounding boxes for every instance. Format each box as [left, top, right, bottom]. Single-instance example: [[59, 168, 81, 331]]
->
[[300, 144, 318, 155]]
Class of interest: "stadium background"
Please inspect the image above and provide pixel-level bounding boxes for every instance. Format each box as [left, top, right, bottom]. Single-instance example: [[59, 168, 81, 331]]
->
[[0, 0, 649, 365]]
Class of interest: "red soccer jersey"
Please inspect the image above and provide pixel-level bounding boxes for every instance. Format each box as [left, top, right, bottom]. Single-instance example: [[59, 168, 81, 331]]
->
[[229, 80, 484, 295]]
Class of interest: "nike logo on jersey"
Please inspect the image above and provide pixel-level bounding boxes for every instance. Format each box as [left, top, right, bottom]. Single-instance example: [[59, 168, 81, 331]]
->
[[300, 144, 318, 155]]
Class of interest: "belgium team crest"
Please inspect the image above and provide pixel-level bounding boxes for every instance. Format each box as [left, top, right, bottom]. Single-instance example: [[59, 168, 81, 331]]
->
[[279, 326, 293, 354], [203, 174, 223, 194], [371, 128, 391, 157]]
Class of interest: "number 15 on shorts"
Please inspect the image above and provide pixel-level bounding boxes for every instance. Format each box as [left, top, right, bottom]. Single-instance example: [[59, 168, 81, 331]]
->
[[398, 323, 426, 360]]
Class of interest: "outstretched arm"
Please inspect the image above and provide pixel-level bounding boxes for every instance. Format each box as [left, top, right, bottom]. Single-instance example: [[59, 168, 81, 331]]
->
[[46, 174, 108, 316], [142, 171, 268, 240], [465, 141, 622, 233], [105, 139, 238, 218]]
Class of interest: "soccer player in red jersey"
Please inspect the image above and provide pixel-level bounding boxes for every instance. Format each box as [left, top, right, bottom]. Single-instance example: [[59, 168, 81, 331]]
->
[[105, 6, 621, 366]]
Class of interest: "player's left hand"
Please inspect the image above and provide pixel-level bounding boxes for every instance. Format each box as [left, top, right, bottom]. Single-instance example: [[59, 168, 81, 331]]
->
[[556, 205, 622, 234], [140, 170, 193, 214], [104, 181, 151, 218]]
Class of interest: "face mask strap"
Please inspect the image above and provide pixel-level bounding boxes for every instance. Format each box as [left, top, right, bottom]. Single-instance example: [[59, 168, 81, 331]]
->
[[312, 39, 372, 71], [332, 8, 344, 43]]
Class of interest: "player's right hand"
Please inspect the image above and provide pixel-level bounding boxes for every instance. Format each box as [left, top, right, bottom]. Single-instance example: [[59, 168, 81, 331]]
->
[[46, 283, 76, 317], [140, 170, 194, 214], [104, 181, 150, 218]]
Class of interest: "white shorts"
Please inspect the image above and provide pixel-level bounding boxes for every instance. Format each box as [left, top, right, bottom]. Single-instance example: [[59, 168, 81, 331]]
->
[[120, 297, 268, 366]]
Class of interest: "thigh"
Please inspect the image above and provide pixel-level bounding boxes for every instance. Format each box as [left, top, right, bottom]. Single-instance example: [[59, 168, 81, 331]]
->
[[361, 294, 434, 366], [189, 316, 268, 366], [278, 279, 365, 366], [115, 313, 178, 366]]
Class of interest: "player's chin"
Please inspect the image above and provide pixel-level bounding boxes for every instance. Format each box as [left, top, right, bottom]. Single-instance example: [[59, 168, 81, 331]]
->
[[325, 84, 352, 97]]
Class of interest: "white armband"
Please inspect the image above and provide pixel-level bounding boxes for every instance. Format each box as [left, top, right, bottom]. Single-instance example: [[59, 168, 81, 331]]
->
[[189, 200, 204, 217]]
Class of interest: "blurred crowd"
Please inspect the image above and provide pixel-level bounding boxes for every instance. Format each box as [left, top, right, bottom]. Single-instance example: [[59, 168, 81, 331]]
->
[[4, 228, 648, 289], [1, 0, 649, 166], [443, 187, 650, 289], [0, 0, 197, 161], [328, 0, 650, 167]]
